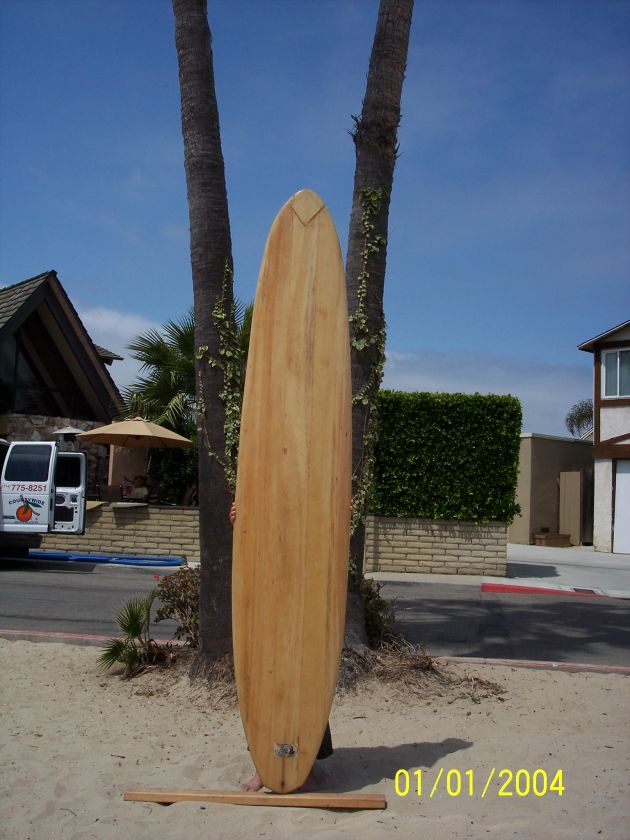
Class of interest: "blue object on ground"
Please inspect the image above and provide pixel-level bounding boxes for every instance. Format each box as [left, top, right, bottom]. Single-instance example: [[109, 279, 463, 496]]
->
[[109, 555, 183, 566], [28, 549, 183, 567], [28, 550, 108, 563]]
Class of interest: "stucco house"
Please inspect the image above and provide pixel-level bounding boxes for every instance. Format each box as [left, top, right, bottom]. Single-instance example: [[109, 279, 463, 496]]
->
[[578, 320, 630, 554]]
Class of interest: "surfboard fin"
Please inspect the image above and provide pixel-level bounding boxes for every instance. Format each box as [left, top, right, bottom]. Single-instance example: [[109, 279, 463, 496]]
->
[[273, 743, 298, 758]]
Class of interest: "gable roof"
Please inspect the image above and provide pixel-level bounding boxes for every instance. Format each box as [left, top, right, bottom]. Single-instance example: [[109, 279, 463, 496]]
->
[[578, 319, 630, 353], [0, 270, 123, 420], [0, 272, 122, 364], [0, 272, 48, 332], [93, 345, 124, 365]]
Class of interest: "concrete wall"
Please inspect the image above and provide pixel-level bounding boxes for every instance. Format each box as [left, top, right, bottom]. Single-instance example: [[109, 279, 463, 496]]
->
[[599, 406, 630, 441], [39, 503, 200, 565], [593, 459, 613, 552], [509, 434, 593, 545], [364, 515, 507, 576], [600, 405, 630, 440], [509, 436, 533, 545]]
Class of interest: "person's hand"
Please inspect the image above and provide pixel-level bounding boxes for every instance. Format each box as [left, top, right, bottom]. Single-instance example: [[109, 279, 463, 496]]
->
[[229, 501, 236, 526]]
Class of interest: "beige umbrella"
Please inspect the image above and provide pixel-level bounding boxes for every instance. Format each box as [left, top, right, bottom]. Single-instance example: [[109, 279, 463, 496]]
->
[[77, 416, 193, 448]]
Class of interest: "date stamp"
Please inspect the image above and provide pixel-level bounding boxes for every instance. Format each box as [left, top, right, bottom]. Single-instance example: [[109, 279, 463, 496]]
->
[[395, 768, 565, 798]]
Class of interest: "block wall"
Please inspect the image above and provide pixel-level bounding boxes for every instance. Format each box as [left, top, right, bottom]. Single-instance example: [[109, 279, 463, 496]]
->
[[39, 508, 506, 576], [364, 515, 507, 576], [39, 504, 200, 565]]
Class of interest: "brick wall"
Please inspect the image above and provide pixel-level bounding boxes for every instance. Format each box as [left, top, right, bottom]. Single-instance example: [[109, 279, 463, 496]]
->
[[39, 504, 200, 565], [364, 515, 507, 576], [39, 508, 506, 575]]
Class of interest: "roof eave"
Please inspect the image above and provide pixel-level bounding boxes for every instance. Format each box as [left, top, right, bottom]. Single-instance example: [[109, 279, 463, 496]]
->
[[578, 319, 630, 353]]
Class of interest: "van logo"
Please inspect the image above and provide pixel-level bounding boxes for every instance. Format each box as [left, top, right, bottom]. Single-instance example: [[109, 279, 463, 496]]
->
[[12, 496, 44, 522]]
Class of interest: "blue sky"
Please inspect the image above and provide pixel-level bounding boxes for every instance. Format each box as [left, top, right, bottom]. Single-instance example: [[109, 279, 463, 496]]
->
[[1, 0, 629, 435]]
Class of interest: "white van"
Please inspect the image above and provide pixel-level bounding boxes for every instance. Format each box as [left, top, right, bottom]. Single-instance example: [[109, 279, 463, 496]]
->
[[0, 440, 87, 536]]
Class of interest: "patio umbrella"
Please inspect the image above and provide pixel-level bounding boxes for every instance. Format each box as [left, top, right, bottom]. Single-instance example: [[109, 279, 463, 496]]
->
[[76, 416, 193, 448]]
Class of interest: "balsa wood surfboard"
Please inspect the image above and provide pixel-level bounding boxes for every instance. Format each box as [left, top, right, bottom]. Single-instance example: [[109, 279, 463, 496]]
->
[[232, 189, 352, 794]]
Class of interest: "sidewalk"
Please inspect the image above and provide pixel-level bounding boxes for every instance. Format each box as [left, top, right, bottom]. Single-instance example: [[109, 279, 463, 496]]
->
[[368, 543, 630, 599]]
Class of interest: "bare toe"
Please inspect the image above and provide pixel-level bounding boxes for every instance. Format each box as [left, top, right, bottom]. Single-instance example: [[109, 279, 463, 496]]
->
[[240, 773, 264, 792]]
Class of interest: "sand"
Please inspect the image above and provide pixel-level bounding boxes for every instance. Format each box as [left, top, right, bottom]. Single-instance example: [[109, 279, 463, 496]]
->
[[1, 638, 628, 840]]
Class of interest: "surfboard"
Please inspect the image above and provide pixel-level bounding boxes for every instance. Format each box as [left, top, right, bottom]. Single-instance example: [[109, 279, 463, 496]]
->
[[232, 189, 352, 794]]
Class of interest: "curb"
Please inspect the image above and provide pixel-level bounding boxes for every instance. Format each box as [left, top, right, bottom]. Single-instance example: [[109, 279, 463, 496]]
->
[[2, 631, 628, 675], [481, 582, 606, 597], [0, 628, 182, 647], [436, 654, 630, 676]]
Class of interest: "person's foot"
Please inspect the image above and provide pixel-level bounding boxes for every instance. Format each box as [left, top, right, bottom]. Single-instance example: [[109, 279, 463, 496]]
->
[[240, 768, 318, 793], [240, 772, 263, 792]]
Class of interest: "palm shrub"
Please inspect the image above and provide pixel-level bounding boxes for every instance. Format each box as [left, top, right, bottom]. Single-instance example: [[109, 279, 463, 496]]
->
[[98, 593, 167, 678], [121, 308, 197, 433]]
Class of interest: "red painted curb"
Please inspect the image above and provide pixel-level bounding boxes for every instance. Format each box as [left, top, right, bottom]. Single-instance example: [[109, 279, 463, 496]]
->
[[481, 582, 604, 597]]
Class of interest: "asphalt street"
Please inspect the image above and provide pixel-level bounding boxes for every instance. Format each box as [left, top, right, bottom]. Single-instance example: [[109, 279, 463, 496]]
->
[[379, 580, 629, 666], [0, 556, 179, 640], [0, 547, 628, 667]]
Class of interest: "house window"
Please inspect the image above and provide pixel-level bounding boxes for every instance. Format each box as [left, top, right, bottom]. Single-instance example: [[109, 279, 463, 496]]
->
[[603, 349, 630, 397]]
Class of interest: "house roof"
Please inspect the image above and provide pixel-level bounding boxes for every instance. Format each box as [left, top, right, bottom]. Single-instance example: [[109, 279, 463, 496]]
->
[[0, 273, 122, 365], [93, 345, 124, 365], [0, 272, 49, 331], [0, 270, 123, 421], [578, 319, 630, 353]]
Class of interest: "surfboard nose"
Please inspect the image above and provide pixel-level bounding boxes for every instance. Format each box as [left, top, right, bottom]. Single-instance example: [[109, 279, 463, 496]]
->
[[290, 189, 325, 226]]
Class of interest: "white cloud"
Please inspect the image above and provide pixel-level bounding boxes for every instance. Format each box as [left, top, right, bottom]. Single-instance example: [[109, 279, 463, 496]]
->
[[78, 306, 161, 391], [383, 348, 593, 437]]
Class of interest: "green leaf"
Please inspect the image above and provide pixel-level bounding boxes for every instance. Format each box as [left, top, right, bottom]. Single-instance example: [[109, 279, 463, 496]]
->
[[371, 391, 521, 523], [116, 594, 154, 640], [97, 638, 136, 672]]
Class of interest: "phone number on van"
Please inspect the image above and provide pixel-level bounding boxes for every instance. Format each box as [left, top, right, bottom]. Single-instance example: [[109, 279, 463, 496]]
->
[[2, 483, 48, 493]]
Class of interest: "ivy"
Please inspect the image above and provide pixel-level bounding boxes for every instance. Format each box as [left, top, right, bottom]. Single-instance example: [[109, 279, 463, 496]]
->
[[195, 263, 243, 493], [370, 391, 522, 524], [348, 185, 389, 545]]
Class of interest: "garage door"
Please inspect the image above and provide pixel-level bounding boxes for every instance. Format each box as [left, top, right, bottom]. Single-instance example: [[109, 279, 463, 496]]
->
[[614, 461, 630, 554]]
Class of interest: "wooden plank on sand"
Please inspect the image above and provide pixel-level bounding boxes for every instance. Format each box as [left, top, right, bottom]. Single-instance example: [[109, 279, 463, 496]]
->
[[123, 788, 386, 810]]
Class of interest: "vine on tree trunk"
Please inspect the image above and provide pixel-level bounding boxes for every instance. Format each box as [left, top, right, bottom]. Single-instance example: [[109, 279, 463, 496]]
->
[[349, 185, 388, 545], [195, 262, 243, 494]]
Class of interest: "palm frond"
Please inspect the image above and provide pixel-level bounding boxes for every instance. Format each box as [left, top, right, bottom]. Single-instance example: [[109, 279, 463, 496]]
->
[[116, 594, 153, 639], [98, 638, 137, 672]]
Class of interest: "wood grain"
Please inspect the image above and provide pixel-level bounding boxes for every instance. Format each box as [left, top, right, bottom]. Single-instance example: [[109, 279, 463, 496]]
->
[[123, 788, 386, 810], [232, 189, 351, 794]]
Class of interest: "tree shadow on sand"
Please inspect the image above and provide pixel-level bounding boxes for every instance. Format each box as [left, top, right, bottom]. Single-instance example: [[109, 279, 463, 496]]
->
[[315, 737, 472, 792]]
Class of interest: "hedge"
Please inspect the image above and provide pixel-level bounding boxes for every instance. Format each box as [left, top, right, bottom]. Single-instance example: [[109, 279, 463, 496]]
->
[[370, 390, 522, 524]]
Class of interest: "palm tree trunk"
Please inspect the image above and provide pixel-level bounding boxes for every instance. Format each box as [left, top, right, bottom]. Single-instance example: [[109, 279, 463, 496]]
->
[[345, 0, 414, 648], [172, 0, 234, 662]]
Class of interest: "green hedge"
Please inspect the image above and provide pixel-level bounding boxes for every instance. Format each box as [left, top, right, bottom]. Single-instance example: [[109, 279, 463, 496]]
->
[[370, 391, 522, 523]]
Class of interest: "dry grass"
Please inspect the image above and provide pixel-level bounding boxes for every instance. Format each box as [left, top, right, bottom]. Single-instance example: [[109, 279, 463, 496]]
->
[[339, 638, 505, 703], [129, 638, 505, 711]]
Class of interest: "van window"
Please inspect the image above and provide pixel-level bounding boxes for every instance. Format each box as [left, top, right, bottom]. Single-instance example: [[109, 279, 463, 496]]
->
[[4, 445, 52, 482], [55, 456, 82, 488]]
